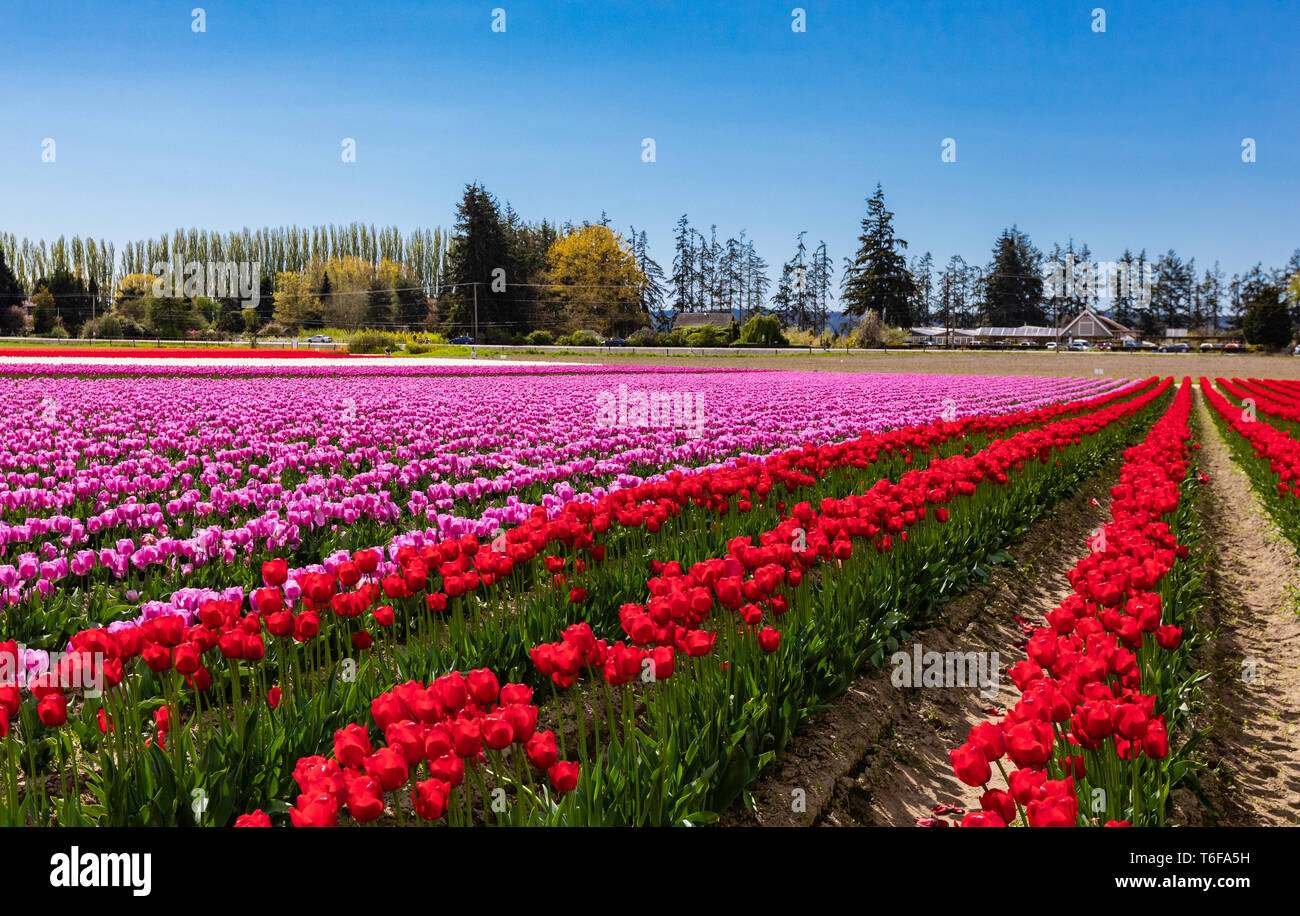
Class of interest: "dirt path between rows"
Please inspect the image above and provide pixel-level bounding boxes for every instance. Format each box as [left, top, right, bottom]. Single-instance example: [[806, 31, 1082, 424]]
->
[[721, 472, 1116, 827], [1186, 389, 1300, 827]]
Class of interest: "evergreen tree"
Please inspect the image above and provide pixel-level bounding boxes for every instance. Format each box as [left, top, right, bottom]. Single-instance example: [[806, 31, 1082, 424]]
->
[[940, 255, 966, 338], [810, 241, 833, 332], [32, 285, 57, 335], [840, 184, 916, 327], [1151, 249, 1194, 329], [627, 227, 668, 328], [1202, 261, 1225, 333], [671, 215, 696, 314], [366, 278, 395, 327], [982, 226, 1044, 327], [0, 246, 26, 310], [745, 241, 771, 323], [1241, 282, 1289, 349], [445, 183, 512, 340], [1112, 250, 1137, 327], [39, 269, 93, 335], [909, 251, 933, 326], [771, 262, 795, 327]]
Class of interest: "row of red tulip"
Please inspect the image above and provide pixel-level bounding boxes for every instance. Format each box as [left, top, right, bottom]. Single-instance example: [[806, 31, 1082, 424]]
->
[[945, 379, 1197, 827], [1215, 376, 1300, 425], [1204, 378, 1300, 498]]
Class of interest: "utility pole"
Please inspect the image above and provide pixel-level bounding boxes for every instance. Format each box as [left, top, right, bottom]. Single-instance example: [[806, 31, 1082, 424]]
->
[[945, 266, 952, 349], [472, 282, 478, 359]]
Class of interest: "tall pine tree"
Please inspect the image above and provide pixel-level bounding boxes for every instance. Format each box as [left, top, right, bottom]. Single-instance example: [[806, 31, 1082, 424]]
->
[[982, 227, 1044, 327], [445, 183, 512, 340], [840, 184, 916, 327]]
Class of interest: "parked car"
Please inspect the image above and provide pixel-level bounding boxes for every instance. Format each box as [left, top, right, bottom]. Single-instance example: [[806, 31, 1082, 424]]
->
[[1293, 344, 1300, 356], [1223, 341, 1244, 352], [449, 336, 476, 345], [1067, 341, 1091, 351], [1199, 342, 1218, 351], [1017, 340, 1039, 348], [306, 334, 332, 343], [1044, 342, 1057, 350], [1156, 343, 1191, 353], [603, 338, 628, 347]]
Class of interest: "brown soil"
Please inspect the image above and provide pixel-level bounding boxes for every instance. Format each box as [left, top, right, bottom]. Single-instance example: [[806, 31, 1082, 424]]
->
[[720, 472, 1117, 826], [507, 349, 1300, 380], [1185, 389, 1300, 826]]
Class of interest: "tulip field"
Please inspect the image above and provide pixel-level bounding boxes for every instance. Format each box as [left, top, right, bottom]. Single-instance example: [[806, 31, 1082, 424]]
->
[[0, 362, 1293, 828]]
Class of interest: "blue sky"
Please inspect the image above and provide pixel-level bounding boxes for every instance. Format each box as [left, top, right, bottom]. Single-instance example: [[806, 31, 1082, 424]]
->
[[2, 0, 1296, 283]]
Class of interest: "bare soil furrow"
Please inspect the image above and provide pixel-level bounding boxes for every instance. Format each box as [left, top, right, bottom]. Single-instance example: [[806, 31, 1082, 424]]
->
[[1187, 390, 1300, 827]]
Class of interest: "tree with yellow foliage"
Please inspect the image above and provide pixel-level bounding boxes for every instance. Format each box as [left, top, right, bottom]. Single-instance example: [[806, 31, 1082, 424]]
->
[[544, 225, 649, 336], [116, 273, 157, 301], [272, 270, 321, 330], [114, 273, 158, 321]]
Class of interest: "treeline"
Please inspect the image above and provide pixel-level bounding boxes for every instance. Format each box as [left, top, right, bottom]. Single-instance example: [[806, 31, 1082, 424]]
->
[[0, 225, 453, 338], [2, 182, 1297, 344]]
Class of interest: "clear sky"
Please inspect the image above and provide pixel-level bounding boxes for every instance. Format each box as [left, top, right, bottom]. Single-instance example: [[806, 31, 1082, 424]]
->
[[2, 0, 1296, 282]]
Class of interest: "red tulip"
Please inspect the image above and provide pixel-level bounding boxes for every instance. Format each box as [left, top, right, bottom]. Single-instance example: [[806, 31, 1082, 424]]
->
[[289, 793, 338, 827], [466, 668, 500, 705], [334, 723, 373, 767], [38, 693, 68, 728], [548, 760, 580, 793], [346, 777, 385, 824], [526, 731, 559, 769], [413, 778, 450, 820], [363, 747, 409, 792], [960, 811, 1006, 827], [262, 558, 288, 587], [949, 742, 991, 787]]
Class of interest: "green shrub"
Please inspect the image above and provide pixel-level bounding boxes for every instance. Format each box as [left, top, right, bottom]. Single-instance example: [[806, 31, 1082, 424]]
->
[[525, 329, 555, 345], [145, 297, 206, 339], [737, 314, 787, 346], [81, 315, 123, 340], [557, 330, 601, 347], [685, 325, 728, 347], [657, 330, 687, 347], [347, 330, 402, 354]]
